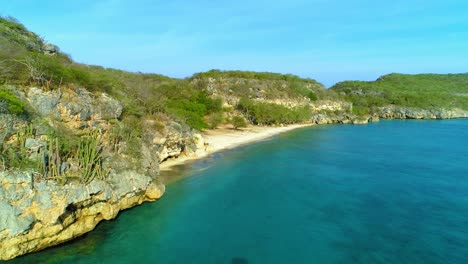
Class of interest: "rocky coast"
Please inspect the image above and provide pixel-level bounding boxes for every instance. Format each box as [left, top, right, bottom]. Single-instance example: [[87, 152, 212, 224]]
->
[[2, 83, 468, 260]]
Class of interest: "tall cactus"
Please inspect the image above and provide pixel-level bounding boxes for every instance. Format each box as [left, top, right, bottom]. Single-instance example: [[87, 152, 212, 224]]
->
[[35, 135, 64, 183], [77, 130, 108, 184]]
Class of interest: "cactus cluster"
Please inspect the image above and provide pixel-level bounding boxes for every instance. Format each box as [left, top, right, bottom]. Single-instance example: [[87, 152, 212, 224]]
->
[[76, 130, 108, 184]]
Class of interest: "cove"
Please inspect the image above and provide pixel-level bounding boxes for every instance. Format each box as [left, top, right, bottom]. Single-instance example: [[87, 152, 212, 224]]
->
[[7, 120, 468, 264]]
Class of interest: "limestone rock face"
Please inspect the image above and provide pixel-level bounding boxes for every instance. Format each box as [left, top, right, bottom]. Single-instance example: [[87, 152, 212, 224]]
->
[[310, 100, 352, 112], [376, 106, 468, 119], [311, 114, 337, 124], [27, 87, 62, 117], [309, 103, 468, 125], [351, 116, 370, 125], [95, 93, 123, 120], [369, 115, 380, 122], [0, 170, 164, 261], [155, 121, 197, 162], [25, 87, 123, 128]]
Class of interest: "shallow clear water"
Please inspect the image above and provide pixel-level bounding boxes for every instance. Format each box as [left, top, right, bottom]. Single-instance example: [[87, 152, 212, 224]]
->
[[6, 120, 468, 264]]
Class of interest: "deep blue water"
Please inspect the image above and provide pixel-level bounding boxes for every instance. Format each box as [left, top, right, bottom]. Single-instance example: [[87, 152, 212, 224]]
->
[[7, 120, 468, 264]]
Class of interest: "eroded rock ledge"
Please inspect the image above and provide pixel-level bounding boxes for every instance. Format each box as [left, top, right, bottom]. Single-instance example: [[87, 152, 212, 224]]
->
[[0, 170, 164, 260], [376, 105, 468, 119], [309, 103, 468, 125]]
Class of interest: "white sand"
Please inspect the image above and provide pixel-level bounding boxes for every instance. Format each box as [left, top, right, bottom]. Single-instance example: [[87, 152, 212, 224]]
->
[[159, 124, 311, 171]]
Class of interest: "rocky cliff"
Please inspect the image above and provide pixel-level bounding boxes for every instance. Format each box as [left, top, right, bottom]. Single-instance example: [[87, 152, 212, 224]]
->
[[376, 105, 468, 119], [0, 170, 164, 260], [0, 86, 198, 260], [311, 104, 468, 125], [308, 104, 468, 125]]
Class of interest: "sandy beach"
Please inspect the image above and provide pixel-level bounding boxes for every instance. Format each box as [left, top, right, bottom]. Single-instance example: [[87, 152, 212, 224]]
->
[[159, 124, 311, 170]]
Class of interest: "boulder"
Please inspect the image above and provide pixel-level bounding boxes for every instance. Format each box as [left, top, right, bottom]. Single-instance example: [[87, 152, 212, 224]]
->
[[94, 93, 123, 120], [42, 43, 58, 55], [27, 88, 61, 117]]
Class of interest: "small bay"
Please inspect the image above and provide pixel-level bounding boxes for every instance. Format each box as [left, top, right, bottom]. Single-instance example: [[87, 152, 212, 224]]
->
[[8, 120, 468, 264]]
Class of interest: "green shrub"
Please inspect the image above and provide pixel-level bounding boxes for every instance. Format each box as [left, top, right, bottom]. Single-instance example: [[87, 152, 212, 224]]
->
[[231, 115, 248, 129], [307, 91, 318, 101], [0, 88, 25, 114], [0, 39, 29, 83], [166, 98, 207, 129], [160, 84, 225, 130], [207, 112, 224, 129], [237, 98, 311, 125], [192, 69, 314, 82], [351, 105, 370, 116]]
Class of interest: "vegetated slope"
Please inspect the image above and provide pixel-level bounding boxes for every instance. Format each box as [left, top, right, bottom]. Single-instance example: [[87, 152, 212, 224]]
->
[[189, 69, 340, 125], [0, 15, 332, 130], [192, 69, 326, 100], [0, 16, 329, 175], [331, 73, 468, 115]]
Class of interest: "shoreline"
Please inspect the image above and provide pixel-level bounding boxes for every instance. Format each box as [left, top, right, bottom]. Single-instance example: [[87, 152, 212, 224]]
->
[[159, 124, 312, 171]]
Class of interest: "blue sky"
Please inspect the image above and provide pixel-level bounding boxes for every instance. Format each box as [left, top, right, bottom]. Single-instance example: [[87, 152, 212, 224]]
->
[[2, 0, 468, 86]]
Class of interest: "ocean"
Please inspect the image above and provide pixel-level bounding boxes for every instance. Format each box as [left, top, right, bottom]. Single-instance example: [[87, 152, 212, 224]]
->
[[8, 119, 468, 264]]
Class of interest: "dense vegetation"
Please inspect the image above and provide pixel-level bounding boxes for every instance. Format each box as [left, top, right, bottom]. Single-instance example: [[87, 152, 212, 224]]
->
[[156, 84, 223, 129], [0, 88, 25, 114], [191, 69, 327, 101], [192, 69, 318, 83], [237, 98, 311, 125], [331, 73, 468, 114]]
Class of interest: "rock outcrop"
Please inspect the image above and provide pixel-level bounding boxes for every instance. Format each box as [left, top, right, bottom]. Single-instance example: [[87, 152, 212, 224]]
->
[[377, 105, 468, 119], [0, 170, 164, 260], [0, 86, 196, 260], [196, 76, 323, 107], [310, 100, 352, 112], [310, 103, 468, 125], [24, 87, 123, 129]]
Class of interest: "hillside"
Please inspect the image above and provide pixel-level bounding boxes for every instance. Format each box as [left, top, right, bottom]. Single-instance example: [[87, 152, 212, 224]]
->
[[331, 73, 468, 115]]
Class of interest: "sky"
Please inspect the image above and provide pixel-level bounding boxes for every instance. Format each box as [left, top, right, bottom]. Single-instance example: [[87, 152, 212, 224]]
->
[[2, 0, 468, 87]]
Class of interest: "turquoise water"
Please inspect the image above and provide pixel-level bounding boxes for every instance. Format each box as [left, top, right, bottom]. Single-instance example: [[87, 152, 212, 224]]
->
[[7, 120, 468, 264]]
